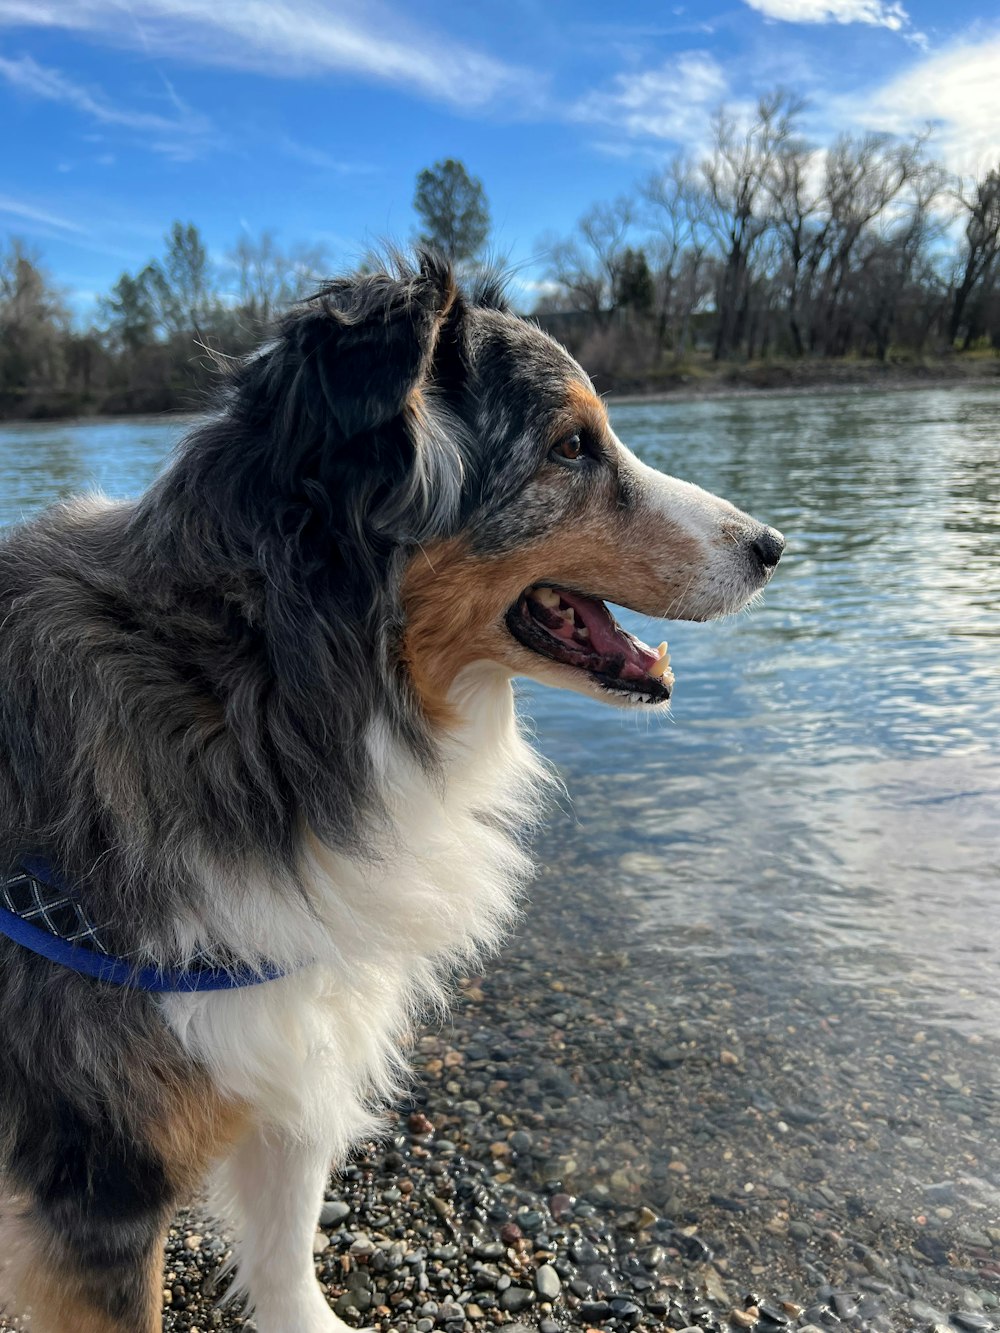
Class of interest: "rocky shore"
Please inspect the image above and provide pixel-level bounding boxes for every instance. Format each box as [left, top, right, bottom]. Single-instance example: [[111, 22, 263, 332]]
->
[[149, 831, 1000, 1333], [1, 799, 997, 1333]]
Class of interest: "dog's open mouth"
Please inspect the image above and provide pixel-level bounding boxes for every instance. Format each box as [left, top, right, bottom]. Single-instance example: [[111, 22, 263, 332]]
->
[[505, 584, 674, 703]]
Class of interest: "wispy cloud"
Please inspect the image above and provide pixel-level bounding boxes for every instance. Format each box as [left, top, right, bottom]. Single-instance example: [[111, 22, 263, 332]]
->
[[0, 194, 88, 234], [741, 0, 910, 30], [0, 0, 539, 112], [571, 52, 730, 148], [833, 33, 1000, 175], [273, 134, 381, 176], [0, 53, 213, 156]]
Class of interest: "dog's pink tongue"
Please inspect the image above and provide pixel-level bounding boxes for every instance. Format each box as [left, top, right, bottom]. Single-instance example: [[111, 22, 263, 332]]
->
[[557, 590, 661, 679]]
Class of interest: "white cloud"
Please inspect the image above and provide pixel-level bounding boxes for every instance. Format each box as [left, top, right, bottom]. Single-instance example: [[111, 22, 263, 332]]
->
[[835, 35, 1000, 176], [0, 53, 212, 156], [572, 52, 730, 146], [742, 0, 909, 30], [0, 0, 537, 112], [0, 194, 88, 233], [273, 135, 380, 176]]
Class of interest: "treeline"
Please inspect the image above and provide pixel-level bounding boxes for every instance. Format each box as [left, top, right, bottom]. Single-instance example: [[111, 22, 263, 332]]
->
[[0, 224, 327, 419], [2, 117, 999, 420], [0, 157, 492, 421], [537, 91, 1000, 385]]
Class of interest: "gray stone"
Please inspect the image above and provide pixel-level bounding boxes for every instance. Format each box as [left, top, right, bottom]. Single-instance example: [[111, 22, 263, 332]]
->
[[535, 1264, 561, 1300], [499, 1286, 536, 1313]]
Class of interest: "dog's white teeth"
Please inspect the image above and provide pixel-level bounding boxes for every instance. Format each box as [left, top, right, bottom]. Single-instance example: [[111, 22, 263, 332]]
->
[[577, 626, 590, 640], [534, 587, 561, 609], [648, 644, 672, 679]]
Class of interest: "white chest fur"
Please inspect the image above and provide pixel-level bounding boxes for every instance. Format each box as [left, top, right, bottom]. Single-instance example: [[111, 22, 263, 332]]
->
[[159, 666, 546, 1151]]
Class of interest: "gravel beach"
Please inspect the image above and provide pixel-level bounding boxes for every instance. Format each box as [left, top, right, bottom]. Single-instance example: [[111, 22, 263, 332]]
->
[[141, 811, 1000, 1333], [2, 394, 998, 1333], [3, 826, 995, 1333]]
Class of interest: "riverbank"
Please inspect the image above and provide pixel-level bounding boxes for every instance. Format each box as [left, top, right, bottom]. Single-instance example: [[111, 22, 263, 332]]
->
[[603, 354, 999, 405], [2, 355, 996, 425], [142, 833, 1000, 1333]]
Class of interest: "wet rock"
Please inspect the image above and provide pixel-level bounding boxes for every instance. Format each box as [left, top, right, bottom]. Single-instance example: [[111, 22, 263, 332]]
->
[[535, 1264, 561, 1300], [498, 1285, 535, 1313]]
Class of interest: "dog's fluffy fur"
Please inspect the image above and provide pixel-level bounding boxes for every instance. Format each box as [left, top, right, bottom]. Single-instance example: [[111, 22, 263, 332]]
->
[[0, 254, 782, 1331]]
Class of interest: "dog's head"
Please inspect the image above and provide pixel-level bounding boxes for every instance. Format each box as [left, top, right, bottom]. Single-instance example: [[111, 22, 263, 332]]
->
[[224, 253, 783, 725]]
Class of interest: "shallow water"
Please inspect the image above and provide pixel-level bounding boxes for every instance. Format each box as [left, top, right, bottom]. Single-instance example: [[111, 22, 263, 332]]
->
[[1, 396, 997, 1031], [1, 390, 998, 1322], [526, 388, 1000, 1037]]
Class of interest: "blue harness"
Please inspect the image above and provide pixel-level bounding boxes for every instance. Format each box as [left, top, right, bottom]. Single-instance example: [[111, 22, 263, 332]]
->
[[0, 857, 285, 992]]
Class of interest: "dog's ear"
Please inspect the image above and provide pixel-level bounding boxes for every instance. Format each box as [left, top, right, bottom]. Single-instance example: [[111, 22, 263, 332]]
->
[[252, 254, 459, 446]]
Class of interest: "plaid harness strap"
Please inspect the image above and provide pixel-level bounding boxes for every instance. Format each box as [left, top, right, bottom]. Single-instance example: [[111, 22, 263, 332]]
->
[[0, 857, 286, 992]]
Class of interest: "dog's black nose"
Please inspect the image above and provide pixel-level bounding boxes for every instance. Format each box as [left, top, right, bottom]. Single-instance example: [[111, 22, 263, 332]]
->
[[750, 525, 785, 570]]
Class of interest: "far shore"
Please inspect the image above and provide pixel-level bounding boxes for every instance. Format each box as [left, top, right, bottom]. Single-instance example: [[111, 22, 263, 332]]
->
[[602, 353, 999, 406], [0, 356, 996, 428]]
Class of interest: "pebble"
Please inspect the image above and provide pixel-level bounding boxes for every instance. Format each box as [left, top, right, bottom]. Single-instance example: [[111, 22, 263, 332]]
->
[[498, 1286, 535, 1312], [535, 1263, 561, 1300], [78, 813, 1000, 1333]]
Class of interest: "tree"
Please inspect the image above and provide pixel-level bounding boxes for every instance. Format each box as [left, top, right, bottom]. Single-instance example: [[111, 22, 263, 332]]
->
[[763, 134, 822, 355], [100, 270, 157, 354], [228, 230, 327, 333], [808, 132, 928, 356], [643, 156, 714, 355], [949, 166, 1000, 347], [700, 90, 805, 359], [542, 198, 634, 328], [413, 159, 490, 265], [855, 161, 948, 360], [146, 221, 218, 338], [615, 247, 654, 317], [0, 238, 68, 396]]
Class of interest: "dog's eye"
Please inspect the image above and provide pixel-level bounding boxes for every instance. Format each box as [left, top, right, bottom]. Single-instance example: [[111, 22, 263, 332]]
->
[[551, 434, 583, 463]]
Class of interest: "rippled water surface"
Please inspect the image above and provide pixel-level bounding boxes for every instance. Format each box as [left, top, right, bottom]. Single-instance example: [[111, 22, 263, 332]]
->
[[1, 394, 997, 1029], [1, 390, 999, 1319], [528, 388, 1000, 1037]]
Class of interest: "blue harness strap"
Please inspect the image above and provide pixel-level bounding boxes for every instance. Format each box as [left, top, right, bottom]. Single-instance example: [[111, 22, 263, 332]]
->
[[0, 858, 286, 992]]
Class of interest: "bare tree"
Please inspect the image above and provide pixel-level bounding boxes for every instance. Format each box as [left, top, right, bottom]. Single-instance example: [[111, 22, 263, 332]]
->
[[949, 166, 1000, 347], [855, 161, 949, 359], [808, 132, 929, 355], [700, 89, 805, 359], [229, 230, 327, 332], [642, 156, 714, 355], [763, 134, 824, 355], [542, 198, 634, 328]]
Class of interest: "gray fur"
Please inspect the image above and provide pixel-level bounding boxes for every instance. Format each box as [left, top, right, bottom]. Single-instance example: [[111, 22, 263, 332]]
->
[[0, 252, 603, 1327]]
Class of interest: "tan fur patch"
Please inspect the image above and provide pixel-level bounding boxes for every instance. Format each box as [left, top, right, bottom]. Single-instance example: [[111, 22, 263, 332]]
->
[[146, 1074, 249, 1200], [565, 379, 609, 428], [547, 380, 610, 452], [401, 481, 695, 725], [17, 1252, 163, 1333]]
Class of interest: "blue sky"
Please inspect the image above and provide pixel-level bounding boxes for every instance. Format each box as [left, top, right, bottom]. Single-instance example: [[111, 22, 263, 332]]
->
[[1, 0, 997, 319]]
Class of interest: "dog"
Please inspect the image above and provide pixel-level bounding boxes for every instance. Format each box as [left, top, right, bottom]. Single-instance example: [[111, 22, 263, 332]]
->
[[0, 252, 783, 1332]]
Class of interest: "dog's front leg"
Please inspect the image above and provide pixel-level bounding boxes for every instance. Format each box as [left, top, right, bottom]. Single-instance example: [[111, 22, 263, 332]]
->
[[216, 1126, 361, 1333]]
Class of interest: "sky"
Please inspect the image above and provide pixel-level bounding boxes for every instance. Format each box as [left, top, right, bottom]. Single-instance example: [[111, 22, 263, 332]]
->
[[1, 0, 998, 320]]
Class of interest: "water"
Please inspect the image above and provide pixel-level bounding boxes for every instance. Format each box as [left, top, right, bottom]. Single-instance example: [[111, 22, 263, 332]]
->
[[2, 392, 999, 1318], [1, 398, 997, 1032], [525, 389, 1000, 1038]]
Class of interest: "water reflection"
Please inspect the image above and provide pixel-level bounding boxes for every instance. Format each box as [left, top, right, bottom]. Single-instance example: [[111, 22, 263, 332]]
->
[[521, 387, 1000, 1040], [1, 396, 997, 1038], [1, 392, 998, 1315]]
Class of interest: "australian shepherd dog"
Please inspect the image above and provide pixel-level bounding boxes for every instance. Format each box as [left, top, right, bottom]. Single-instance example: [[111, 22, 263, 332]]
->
[[0, 253, 782, 1332]]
